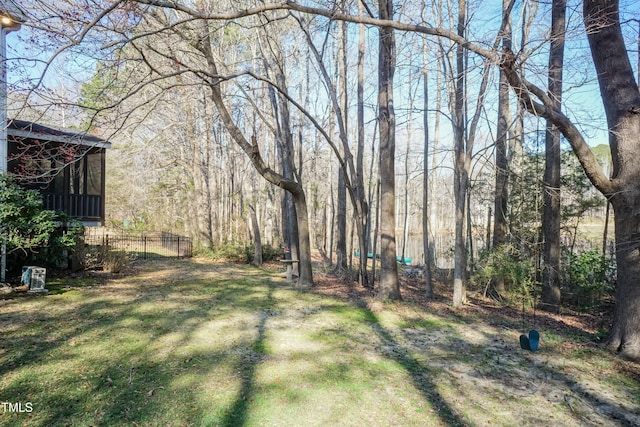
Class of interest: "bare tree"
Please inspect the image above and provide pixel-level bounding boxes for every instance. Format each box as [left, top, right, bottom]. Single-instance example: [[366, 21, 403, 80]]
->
[[335, 17, 348, 271], [421, 8, 434, 297], [540, 0, 567, 313], [451, 0, 468, 307], [499, 0, 640, 359], [377, 0, 401, 300], [490, 0, 513, 298], [249, 204, 263, 265], [198, 24, 315, 285], [357, 0, 370, 287]]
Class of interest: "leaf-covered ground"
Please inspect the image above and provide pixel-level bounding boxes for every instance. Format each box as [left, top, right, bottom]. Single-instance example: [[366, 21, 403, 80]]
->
[[0, 258, 638, 426]]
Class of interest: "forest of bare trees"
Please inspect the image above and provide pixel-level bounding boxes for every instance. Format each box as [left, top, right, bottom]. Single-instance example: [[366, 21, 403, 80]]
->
[[5, 0, 640, 358]]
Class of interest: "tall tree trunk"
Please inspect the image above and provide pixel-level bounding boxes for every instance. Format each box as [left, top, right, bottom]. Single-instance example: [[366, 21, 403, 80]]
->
[[466, 189, 474, 271], [329, 167, 335, 265], [336, 168, 348, 269], [491, 0, 513, 297], [422, 17, 434, 297], [372, 178, 381, 287], [583, 0, 640, 359], [357, 1, 370, 287], [367, 129, 379, 287], [401, 76, 413, 266], [485, 207, 492, 252], [452, 0, 468, 307], [335, 19, 348, 271], [202, 97, 215, 248], [431, 31, 443, 272], [322, 203, 328, 255], [349, 215, 355, 270], [249, 204, 262, 265], [602, 200, 610, 256], [401, 139, 410, 265], [541, 0, 566, 314], [377, 0, 401, 300]]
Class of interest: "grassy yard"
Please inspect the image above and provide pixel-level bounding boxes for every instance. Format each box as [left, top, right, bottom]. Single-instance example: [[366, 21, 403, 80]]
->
[[0, 259, 638, 426]]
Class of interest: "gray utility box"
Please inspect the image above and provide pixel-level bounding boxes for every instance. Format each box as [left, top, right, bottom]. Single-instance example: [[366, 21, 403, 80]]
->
[[22, 266, 47, 293]]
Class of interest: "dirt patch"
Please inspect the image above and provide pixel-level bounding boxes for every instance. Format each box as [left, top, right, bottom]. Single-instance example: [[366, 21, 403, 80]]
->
[[311, 271, 640, 426], [314, 272, 606, 334]]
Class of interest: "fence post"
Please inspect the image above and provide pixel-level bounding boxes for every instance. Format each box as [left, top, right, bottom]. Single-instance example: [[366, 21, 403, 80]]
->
[[144, 236, 147, 260], [177, 237, 181, 258]]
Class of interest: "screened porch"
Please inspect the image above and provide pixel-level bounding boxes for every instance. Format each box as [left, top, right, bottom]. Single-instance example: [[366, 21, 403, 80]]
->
[[7, 119, 110, 226]]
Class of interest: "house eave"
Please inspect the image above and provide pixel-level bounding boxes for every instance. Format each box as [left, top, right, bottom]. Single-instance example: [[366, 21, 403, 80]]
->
[[7, 120, 112, 149]]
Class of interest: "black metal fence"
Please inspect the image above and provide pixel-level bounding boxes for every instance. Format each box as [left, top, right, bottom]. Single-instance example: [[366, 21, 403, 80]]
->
[[84, 228, 193, 259]]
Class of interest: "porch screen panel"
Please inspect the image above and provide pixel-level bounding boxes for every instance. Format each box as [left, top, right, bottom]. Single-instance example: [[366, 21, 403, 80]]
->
[[51, 160, 64, 193], [70, 160, 84, 194], [86, 152, 101, 195]]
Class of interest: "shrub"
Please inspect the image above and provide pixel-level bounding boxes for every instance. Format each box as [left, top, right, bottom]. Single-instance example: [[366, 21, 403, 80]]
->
[[473, 244, 536, 306], [197, 242, 283, 263], [79, 243, 129, 272], [36, 221, 85, 269], [0, 176, 84, 272], [100, 248, 129, 274], [563, 250, 615, 312], [194, 242, 249, 262], [244, 243, 283, 263], [260, 244, 283, 262]]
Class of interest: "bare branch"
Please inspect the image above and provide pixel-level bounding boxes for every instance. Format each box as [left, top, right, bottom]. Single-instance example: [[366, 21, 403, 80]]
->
[[130, 0, 496, 60], [500, 48, 613, 196]]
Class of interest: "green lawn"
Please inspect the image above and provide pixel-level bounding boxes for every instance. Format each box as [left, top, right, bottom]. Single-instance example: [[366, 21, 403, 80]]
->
[[0, 259, 638, 426]]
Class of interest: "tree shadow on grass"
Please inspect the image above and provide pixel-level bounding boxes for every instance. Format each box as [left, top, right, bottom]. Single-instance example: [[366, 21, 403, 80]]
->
[[311, 277, 466, 425], [0, 260, 280, 426], [219, 283, 274, 427], [394, 282, 640, 425], [0, 301, 203, 425], [312, 276, 640, 425], [360, 309, 467, 427], [518, 350, 640, 425]]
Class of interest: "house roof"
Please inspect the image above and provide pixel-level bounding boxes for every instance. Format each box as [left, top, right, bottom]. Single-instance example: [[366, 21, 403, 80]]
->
[[7, 119, 112, 149]]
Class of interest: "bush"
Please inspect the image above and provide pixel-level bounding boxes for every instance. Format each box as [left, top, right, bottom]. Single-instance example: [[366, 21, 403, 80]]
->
[[100, 248, 129, 274], [80, 244, 132, 274], [36, 221, 85, 269], [197, 242, 283, 263], [245, 243, 282, 263], [473, 244, 536, 306], [260, 244, 283, 262], [563, 250, 615, 312], [0, 176, 84, 272], [194, 242, 249, 262]]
